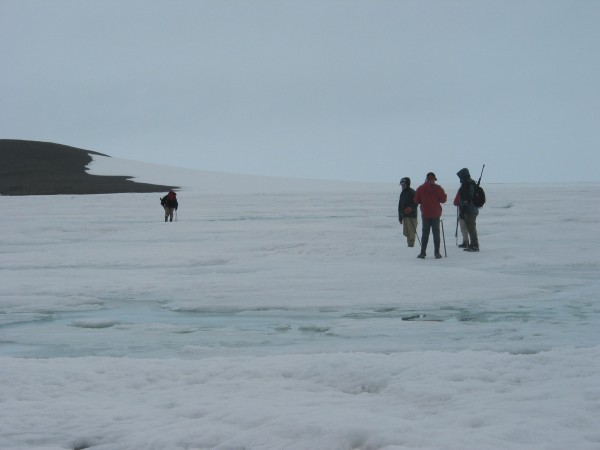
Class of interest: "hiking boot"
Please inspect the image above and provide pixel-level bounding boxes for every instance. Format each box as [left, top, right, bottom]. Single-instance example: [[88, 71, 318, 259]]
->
[[458, 243, 469, 248], [464, 246, 479, 252], [435, 253, 442, 259], [417, 253, 426, 259], [408, 243, 415, 247]]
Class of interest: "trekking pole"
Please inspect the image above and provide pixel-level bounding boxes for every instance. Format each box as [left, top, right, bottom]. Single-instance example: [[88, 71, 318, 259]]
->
[[455, 206, 459, 246], [441, 219, 447, 257], [409, 217, 422, 247]]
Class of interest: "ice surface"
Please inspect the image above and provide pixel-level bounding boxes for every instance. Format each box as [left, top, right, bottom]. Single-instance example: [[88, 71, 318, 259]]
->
[[1, 158, 599, 449]]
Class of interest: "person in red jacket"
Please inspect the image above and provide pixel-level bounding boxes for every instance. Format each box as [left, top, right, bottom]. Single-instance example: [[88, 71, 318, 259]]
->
[[413, 172, 447, 259]]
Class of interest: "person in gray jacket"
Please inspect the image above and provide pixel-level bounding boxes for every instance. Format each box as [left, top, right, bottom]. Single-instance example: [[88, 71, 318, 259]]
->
[[456, 168, 479, 252], [398, 177, 418, 247]]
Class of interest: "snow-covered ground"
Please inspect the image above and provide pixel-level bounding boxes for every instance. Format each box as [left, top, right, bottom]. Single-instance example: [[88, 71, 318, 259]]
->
[[1, 157, 599, 449]]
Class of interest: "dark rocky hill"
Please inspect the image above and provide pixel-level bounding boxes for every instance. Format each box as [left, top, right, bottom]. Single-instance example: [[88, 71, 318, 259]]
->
[[0, 140, 178, 195]]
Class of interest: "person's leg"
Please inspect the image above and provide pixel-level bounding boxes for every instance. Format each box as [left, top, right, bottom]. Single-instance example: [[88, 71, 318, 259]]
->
[[164, 206, 169, 222], [404, 219, 416, 247], [420, 219, 431, 257], [459, 219, 469, 247], [464, 214, 479, 250], [408, 218, 417, 247], [432, 218, 441, 257]]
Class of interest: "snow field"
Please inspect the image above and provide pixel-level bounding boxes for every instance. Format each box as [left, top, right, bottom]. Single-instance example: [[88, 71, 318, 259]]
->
[[2, 159, 599, 449]]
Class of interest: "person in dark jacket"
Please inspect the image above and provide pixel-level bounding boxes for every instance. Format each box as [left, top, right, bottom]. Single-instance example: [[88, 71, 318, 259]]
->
[[413, 172, 447, 259], [161, 190, 179, 222], [398, 177, 418, 247], [456, 168, 479, 251]]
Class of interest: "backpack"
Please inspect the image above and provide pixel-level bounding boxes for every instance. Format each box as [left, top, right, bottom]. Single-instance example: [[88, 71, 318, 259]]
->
[[161, 191, 177, 206], [473, 184, 486, 208]]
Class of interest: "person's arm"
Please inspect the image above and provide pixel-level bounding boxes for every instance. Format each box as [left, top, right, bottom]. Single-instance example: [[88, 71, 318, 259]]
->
[[398, 195, 403, 223], [439, 186, 447, 204], [467, 182, 475, 203]]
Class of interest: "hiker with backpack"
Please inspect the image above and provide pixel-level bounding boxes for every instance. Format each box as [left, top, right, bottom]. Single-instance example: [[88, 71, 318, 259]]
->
[[160, 190, 178, 222], [413, 172, 447, 259], [398, 177, 418, 248], [456, 168, 480, 252]]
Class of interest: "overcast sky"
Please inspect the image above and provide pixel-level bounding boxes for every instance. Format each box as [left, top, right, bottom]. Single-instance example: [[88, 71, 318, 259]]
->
[[1, 0, 599, 183]]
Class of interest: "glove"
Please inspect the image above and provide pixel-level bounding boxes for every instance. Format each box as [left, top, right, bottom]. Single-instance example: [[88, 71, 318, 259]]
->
[[175, 207, 178, 211], [403, 207, 412, 215], [399, 218, 403, 224]]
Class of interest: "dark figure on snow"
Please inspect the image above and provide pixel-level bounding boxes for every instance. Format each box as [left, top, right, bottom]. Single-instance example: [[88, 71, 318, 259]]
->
[[456, 168, 479, 252], [413, 172, 447, 259], [453, 190, 470, 248], [161, 190, 178, 222], [398, 177, 418, 247]]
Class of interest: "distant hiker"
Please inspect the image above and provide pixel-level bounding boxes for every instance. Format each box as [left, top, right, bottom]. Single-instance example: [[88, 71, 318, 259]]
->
[[453, 191, 469, 248], [456, 168, 479, 252], [413, 172, 447, 259], [161, 190, 178, 222], [398, 177, 418, 247]]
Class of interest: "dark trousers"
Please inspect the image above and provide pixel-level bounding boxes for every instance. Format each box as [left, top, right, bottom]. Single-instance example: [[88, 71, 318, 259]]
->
[[463, 214, 479, 248], [421, 218, 441, 255]]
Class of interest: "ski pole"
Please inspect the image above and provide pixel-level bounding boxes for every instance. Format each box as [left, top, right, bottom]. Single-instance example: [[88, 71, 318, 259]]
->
[[455, 206, 459, 246], [409, 217, 421, 247], [441, 219, 447, 257]]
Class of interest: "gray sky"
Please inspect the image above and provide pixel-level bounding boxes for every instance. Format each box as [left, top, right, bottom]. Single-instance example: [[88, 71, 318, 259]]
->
[[2, 0, 599, 183]]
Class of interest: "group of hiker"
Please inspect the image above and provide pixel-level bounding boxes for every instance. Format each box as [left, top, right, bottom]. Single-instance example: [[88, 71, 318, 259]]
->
[[398, 168, 481, 258], [161, 167, 482, 259]]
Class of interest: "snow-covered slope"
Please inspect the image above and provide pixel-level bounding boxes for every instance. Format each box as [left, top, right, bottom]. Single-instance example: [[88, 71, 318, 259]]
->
[[87, 154, 386, 193]]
